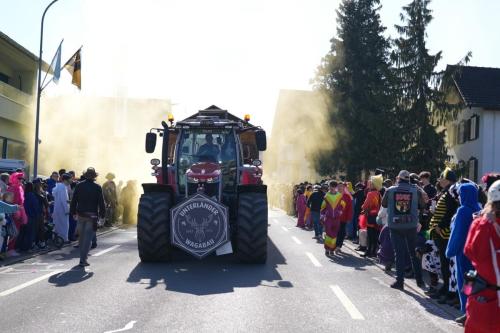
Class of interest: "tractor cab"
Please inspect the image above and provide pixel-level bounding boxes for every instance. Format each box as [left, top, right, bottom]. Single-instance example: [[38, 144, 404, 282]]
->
[[147, 106, 265, 202]]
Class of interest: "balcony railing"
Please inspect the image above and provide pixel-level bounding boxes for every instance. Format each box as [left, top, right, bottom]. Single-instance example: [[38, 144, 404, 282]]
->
[[0, 80, 33, 107]]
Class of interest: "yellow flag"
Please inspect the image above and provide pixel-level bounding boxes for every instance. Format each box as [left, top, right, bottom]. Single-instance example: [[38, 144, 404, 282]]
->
[[64, 48, 81, 90]]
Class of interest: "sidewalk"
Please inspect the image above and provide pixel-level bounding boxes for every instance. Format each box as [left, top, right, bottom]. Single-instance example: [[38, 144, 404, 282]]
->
[[0, 224, 124, 267]]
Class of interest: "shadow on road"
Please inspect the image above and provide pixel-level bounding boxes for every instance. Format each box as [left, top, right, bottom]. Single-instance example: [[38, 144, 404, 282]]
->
[[48, 267, 94, 287], [327, 252, 375, 271], [52, 248, 81, 262], [401, 288, 457, 321], [126, 238, 291, 295]]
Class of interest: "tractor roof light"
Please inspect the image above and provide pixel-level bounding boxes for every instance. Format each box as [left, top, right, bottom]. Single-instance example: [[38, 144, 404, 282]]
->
[[244, 114, 251, 122], [168, 114, 175, 126]]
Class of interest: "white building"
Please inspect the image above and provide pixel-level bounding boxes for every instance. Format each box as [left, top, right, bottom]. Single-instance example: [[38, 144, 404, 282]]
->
[[445, 65, 500, 182]]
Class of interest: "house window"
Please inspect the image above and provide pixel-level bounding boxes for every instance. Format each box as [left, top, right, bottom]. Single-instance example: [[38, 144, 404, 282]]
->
[[0, 138, 6, 158], [0, 72, 9, 84], [6, 140, 27, 161], [457, 121, 465, 144], [448, 125, 456, 146], [464, 119, 471, 142], [468, 157, 478, 182], [457, 160, 466, 178], [469, 115, 479, 140]]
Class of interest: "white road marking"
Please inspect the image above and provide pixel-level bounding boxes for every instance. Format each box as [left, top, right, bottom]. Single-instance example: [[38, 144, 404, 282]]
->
[[330, 285, 365, 320], [0, 270, 64, 297], [305, 252, 322, 267], [281, 226, 289, 232], [104, 320, 137, 333], [92, 245, 120, 257], [292, 236, 302, 244], [272, 218, 280, 224]]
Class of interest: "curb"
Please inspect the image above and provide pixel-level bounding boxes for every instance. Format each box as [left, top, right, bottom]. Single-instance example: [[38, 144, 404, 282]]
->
[[0, 226, 122, 267]]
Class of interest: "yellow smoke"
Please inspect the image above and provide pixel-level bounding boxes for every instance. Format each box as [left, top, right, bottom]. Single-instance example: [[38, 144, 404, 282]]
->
[[264, 89, 334, 213], [35, 95, 170, 224]]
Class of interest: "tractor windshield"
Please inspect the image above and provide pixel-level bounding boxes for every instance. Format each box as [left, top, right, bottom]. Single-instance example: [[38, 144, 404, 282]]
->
[[177, 128, 239, 193]]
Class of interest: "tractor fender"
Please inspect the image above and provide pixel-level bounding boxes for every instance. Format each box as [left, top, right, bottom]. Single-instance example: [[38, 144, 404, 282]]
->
[[142, 183, 175, 194], [237, 184, 267, 195]]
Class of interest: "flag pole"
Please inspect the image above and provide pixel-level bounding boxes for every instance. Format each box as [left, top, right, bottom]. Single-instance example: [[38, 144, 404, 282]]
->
[[33, 0, 60, 179]]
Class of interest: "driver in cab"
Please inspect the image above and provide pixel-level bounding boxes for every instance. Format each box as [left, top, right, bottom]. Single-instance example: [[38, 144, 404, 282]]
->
[[197, 134, 220, 162]]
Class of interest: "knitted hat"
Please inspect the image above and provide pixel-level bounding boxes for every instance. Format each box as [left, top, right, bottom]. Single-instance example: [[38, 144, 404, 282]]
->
[[488, 180, 500, 203]]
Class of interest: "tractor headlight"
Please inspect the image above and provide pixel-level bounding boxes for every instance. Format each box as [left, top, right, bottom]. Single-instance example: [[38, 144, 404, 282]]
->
[[187, 176, 199, 183]]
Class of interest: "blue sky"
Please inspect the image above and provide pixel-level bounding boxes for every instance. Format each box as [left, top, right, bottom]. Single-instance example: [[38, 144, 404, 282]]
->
[[1, 0, 499, 131]]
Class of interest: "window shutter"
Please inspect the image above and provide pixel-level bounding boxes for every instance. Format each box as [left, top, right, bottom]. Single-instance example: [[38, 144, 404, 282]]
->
[[468, 115, 480, 140], [469, 117, 475, 140], [468, 157, 478, 182], [458, 121, 465, 144]]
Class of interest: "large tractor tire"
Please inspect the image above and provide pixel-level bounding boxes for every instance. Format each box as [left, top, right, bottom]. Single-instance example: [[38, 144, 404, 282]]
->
[[137, 192, 172, 262], [236, 192, 268, 264]]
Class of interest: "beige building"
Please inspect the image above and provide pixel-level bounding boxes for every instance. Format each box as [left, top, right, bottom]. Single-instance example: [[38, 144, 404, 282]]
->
[[0, 31, 49, 163]]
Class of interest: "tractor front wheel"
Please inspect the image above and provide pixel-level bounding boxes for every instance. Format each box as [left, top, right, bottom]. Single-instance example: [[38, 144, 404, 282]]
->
[[137, 192, 172, 262], [236, 192, 268, 264]]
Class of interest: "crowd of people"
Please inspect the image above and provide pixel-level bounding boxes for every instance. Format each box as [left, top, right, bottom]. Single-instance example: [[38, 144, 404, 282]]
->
[[289, 169, 500, 332], [0, 167, 138, 265]]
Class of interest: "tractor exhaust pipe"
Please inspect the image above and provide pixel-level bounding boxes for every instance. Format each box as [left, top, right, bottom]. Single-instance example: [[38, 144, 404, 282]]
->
[[161, 120, 169, 185]]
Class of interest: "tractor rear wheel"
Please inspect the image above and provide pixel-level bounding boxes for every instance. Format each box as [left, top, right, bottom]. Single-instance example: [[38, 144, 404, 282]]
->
[[236, 192, 268, 263], [137, 192, 172, 262]]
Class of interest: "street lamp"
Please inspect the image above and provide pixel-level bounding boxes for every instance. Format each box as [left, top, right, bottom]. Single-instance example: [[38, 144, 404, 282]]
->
[[33, 0, 60, 179]]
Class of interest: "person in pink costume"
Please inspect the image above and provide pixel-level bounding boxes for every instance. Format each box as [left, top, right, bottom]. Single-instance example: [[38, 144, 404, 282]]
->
[[296, 188, 307, 228], [7, 172, 27, 251]]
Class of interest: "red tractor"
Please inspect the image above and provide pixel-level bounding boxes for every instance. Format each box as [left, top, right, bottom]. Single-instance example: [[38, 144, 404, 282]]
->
[[138, 105, 268, 263]]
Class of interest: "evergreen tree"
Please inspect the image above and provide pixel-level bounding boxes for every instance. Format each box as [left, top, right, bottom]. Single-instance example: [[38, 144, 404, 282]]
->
[[392, 0, 461, 174], [313, 0, 399, 180]]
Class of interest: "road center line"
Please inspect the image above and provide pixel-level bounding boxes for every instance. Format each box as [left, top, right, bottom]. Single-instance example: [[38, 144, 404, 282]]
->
[[104, 320, 137, 333], [281, 226, 289, 232], [92, 245, 120, 257], [305, 252, 322, 267], [292, 236, 302, 244], [330, 285, 365, 320], [0, 270, 64, 297]]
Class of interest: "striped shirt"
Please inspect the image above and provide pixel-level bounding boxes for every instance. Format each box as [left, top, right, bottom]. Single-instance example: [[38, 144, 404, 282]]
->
[[429, 191, 458, 239]]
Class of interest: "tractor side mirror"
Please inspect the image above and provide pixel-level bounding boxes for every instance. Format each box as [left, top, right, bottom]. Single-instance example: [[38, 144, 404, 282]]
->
[[255, 130, 267, 151], [145, 132, 157, 153]]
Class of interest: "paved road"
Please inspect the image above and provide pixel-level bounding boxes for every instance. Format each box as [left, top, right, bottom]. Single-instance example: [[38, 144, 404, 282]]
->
[[0, 209, 462, 333]]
